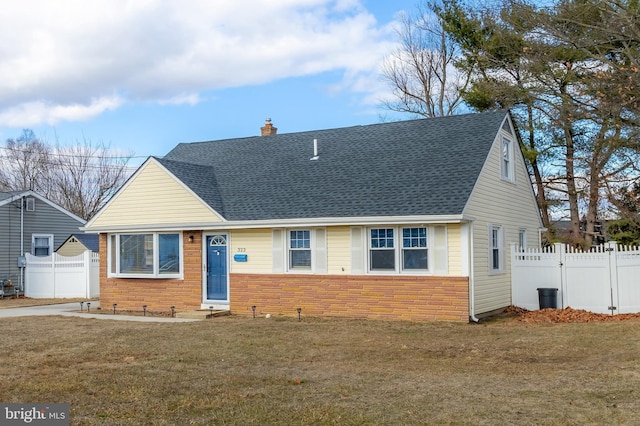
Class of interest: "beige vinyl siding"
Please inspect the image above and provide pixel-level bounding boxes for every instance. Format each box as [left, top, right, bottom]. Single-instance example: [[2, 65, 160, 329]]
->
[[229, 229, 272, 273], [465, 126, 543, 315], [56, 240, 88, 257], [90, 160, 222, 228], [447, 224, 463, 275], [327, 226, 351, 274]]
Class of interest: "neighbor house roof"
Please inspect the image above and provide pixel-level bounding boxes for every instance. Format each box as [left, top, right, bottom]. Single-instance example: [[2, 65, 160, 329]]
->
[[158, 110, 509, 221], [0, 190, 86, 223]]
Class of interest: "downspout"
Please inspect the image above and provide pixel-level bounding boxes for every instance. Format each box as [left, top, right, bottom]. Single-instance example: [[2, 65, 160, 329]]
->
[[469, 220, 479, 323]]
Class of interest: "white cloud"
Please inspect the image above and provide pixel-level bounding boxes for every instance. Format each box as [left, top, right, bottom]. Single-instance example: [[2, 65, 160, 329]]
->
[[0, 96, 124, 127], [157, 93, 202, 106], [0, 0, 400, 126]]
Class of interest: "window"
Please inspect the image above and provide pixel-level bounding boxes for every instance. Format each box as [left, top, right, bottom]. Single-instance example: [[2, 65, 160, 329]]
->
[[109, 232, 182, 278], [274, 228, 326, 273], [32, 234, 53, 257], [490, 226, 503, 272], [501, 136, 514, 181], [289, 230, 311, 270], [159, 234, 180, 273], [519, 229, 527, 250], [403, 227, 428, 270], [370, 228, 395, 270], [369, 227, 429, 272]]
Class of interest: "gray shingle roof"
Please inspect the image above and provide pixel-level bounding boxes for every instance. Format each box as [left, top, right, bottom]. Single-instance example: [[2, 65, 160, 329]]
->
[[159, 110, 508, 221], [73, 233, 99, 252]]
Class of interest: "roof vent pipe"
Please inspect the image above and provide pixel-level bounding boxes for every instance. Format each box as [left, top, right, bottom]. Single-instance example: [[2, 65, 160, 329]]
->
[[310, 139, 319, 161]]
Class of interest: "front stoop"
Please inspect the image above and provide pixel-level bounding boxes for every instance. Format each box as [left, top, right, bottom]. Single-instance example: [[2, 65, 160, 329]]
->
[[176, 310, 231, 320]]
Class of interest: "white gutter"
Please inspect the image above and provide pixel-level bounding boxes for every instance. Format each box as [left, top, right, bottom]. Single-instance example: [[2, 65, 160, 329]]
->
[[80, 214, 477, 233]]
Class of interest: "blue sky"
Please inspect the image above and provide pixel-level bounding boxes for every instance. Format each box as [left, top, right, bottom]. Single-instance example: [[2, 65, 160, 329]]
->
[[0, 0, 419, 162]]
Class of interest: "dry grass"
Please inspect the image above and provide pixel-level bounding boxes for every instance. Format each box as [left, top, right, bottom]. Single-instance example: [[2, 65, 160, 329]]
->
[[2, 313, 639, 425]]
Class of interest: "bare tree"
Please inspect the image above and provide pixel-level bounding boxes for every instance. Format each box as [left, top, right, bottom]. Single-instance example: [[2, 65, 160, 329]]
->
[[48, 140, 132, 220], [0, 131, 133, 220], [381, 1, 471, 117], [0, 129, 52, 195]]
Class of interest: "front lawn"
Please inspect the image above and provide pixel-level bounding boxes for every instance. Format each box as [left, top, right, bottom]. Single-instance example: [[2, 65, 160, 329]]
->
[[3, 314, 639, 425]]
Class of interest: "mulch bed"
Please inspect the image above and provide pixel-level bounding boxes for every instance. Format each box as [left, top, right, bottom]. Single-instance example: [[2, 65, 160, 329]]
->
[[505, 305, 640, 323]]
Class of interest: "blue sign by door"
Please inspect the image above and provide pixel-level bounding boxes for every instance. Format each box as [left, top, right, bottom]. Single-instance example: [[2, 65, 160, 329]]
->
[[206, 235, 228, 300]]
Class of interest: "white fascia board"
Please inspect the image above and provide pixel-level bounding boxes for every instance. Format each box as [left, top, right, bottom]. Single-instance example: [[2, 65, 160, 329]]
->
[[79, 214, 475, 233]]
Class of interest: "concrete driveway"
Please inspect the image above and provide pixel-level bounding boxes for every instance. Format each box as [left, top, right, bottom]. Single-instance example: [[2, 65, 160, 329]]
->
[[0, 302, 200, 322]]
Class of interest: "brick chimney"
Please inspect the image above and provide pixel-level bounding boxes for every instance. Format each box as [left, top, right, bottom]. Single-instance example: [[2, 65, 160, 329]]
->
[[260, 118, 277, 136]]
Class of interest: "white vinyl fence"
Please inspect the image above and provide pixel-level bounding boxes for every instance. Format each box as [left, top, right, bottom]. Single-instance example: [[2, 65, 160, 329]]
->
[[512, 242, 640, 314], [25, 251, 100, 298]]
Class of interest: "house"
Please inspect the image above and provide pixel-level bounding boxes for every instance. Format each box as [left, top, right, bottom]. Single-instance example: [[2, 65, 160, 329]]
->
[[82, 110, 543, 321], [0, 190, 86, 291], [55, 233, 99, 256]]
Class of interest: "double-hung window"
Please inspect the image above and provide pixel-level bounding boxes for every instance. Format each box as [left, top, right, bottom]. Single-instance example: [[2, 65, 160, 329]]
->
[[369, 227, 429, 272], [289, 230, 311, 270], [370, 228, 395, 270], [109, 232, 181, 278], [518, 229, 527, 250], [403, 227, 428, 270], [490, 225, 503, 272], [32, 234, 53, 257]]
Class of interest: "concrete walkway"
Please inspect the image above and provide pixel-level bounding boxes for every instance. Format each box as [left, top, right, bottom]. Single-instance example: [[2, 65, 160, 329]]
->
[[0, 302, 201, 322]]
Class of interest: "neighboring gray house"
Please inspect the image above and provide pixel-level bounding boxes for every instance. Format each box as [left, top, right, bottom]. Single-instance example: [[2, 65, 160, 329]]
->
[[0, 191, 85, 290]]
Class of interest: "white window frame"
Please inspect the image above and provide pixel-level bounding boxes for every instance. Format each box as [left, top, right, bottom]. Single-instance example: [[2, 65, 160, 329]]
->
[[489, 225, 505, 273], [367, 226, 430, 274], [108, 232, 183, 279], [519, 229, 527, 250], [288, 229, 312, 271], [32, 234, 53, 257], [501, 135, 515, 182]]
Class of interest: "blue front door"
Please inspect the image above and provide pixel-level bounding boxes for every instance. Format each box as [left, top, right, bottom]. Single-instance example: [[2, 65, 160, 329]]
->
[[206, 235, 228, 300]]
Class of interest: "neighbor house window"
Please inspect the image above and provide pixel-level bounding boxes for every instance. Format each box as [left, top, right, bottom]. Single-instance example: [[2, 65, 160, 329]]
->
[[490, 226, 503, 272], [32, 234, 53, 257], [501, 136, 514, 181], [369, 227, 429, 272], [109, 232, 182, 278], [289, 230, 311, 270]]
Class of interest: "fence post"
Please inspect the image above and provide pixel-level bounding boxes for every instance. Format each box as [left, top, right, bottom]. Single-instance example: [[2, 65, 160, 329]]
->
[[84, 250, 91, 299], [554, 243, 566, 308], [606, 241, 619, 314], [52, 253, 57, 298]]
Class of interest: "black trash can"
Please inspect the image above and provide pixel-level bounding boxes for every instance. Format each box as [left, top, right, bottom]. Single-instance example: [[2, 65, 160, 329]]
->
[[536, 288, 558, 309]]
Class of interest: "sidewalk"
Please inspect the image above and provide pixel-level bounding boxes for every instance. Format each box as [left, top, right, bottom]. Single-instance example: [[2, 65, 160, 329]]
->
[[0, 302, 201, 322]]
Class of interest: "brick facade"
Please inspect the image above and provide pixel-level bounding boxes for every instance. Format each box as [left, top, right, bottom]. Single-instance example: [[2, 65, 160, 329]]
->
[[230, 273, 469, 322], [100, 233, 470, 321], [99, 232, 204, 313]]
